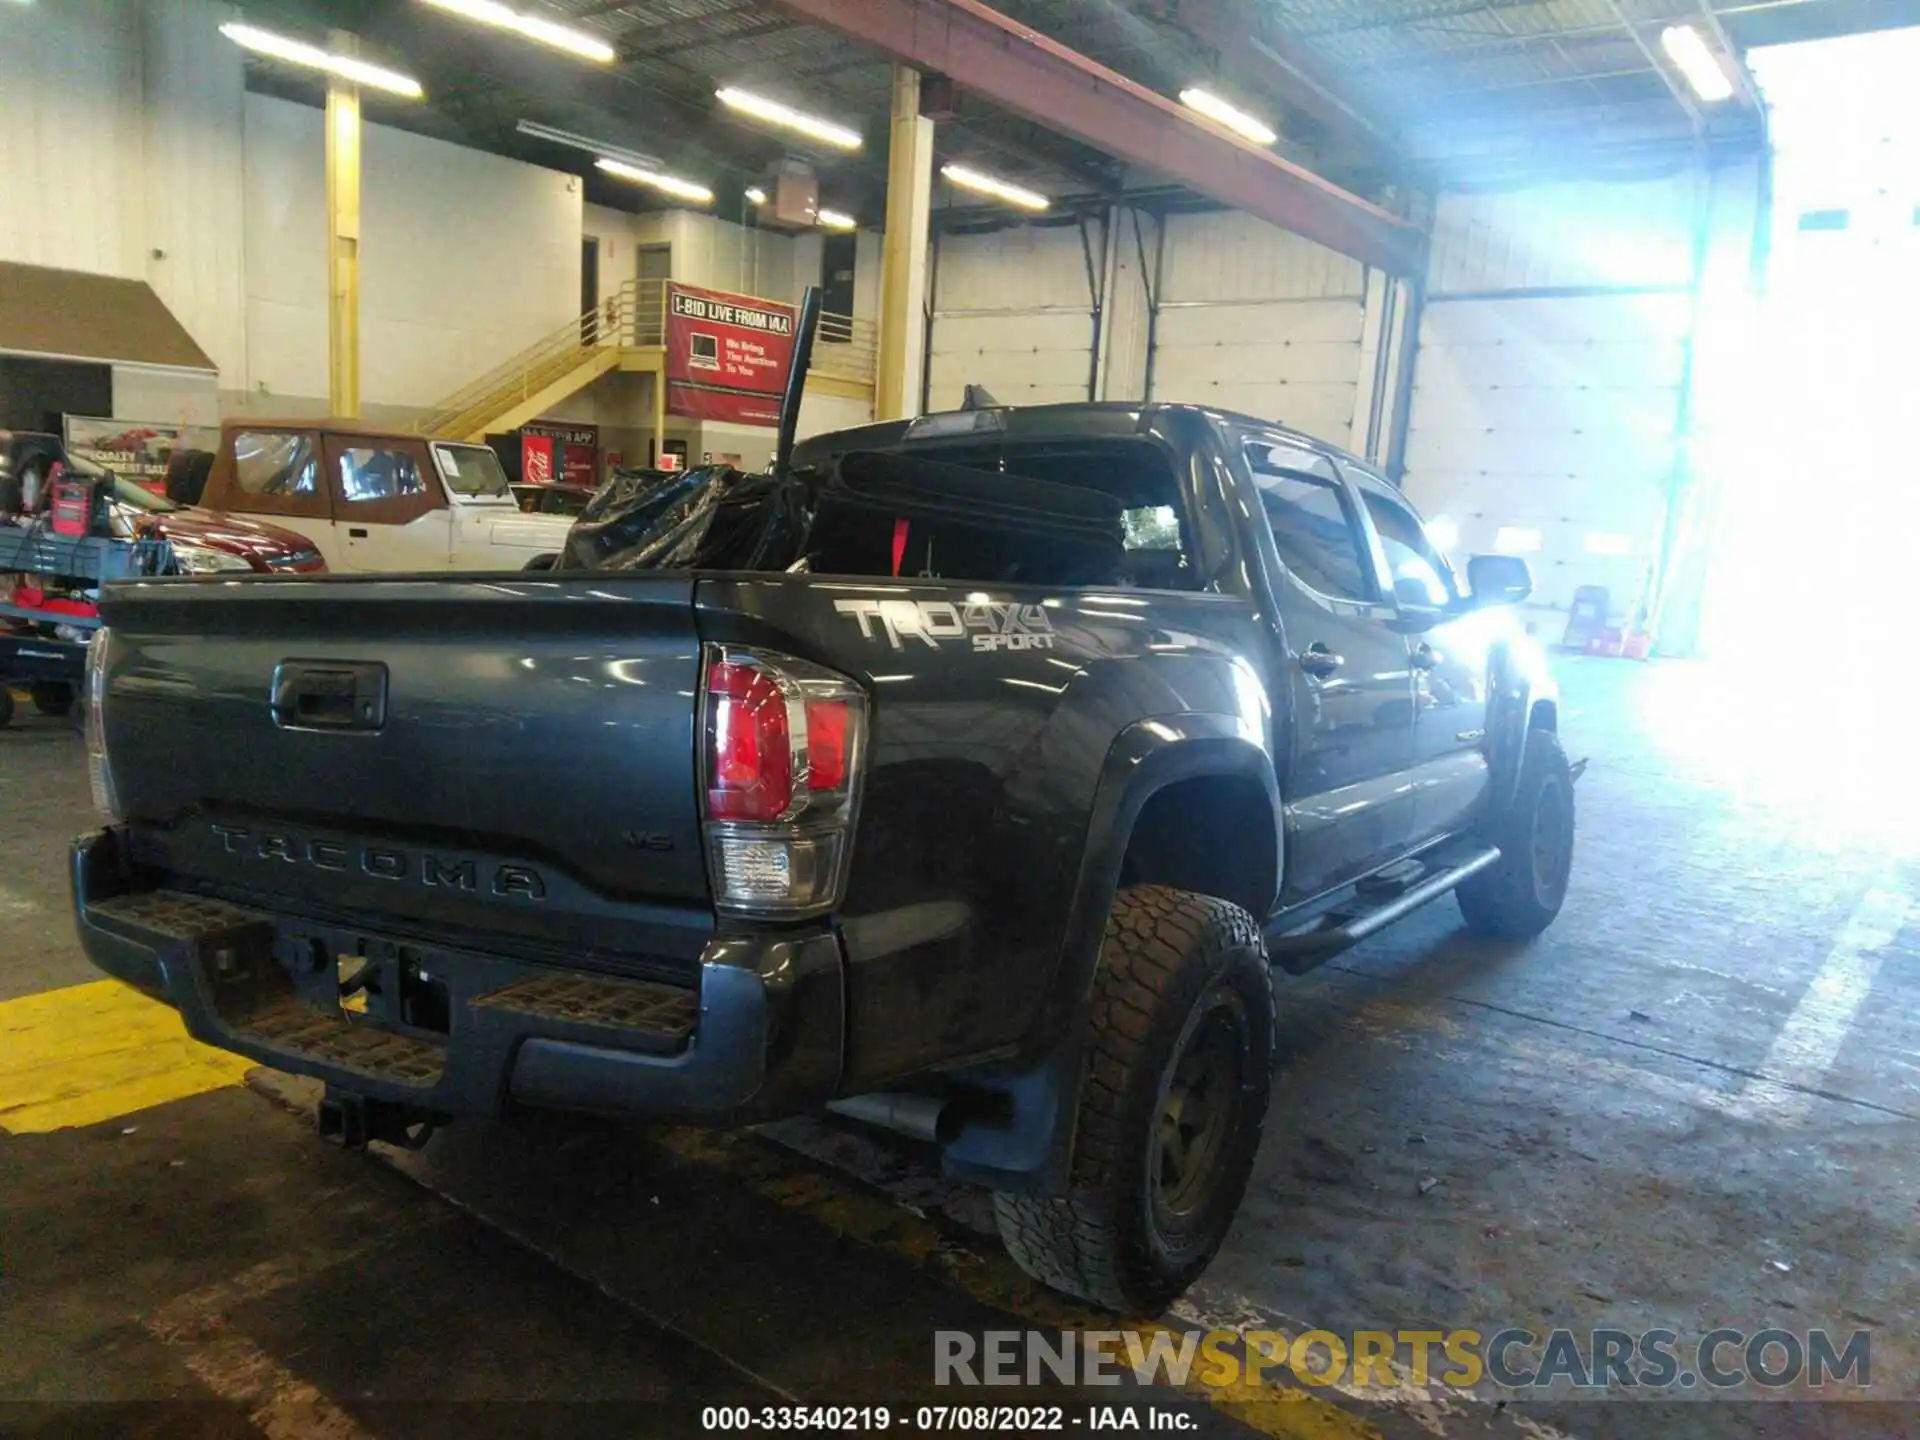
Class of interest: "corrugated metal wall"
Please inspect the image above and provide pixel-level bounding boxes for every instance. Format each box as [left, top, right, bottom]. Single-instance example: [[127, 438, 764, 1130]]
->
[[1403, 175, 1705, 616], [0, 0, 145, 281], [241, 94, 582, 413], [1152, 212, 1369, 448], [0, 0, 583, 417], [0, 0, 247, 382], [139, 0, 248, 387]]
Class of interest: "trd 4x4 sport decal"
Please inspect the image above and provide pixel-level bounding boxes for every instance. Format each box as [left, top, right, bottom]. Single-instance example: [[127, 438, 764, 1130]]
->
[[834, 598, 1056, 652]]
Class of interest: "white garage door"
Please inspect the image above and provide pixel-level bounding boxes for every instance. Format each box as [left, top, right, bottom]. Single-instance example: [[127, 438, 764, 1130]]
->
[[926, 309, 1093, 410], [1401, 292, 1688, 614], [925, 222, 1098, 411], [1150, 299, 1364, 448]]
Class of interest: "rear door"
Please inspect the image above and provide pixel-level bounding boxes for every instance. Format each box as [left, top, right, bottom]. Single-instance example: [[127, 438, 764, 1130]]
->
[[1244, 435, 1417, 901], [322, 434, 452, 572]]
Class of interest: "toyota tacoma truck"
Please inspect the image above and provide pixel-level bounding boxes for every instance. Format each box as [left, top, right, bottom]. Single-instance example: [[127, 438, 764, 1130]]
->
[[70, 313, 1573, 1315]]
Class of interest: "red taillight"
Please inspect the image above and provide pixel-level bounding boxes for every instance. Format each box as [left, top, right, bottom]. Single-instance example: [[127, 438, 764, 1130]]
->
[[805, 699, 852, 792], [700, 645, 867, 917], [707, 660, 794, 822]]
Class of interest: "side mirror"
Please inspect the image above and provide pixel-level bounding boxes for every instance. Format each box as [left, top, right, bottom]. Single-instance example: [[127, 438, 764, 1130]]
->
[[1466, 553, 1532, 608]]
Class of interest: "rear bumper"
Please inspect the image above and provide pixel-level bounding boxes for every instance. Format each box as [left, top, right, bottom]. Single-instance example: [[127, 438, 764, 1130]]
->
[[71, 827, 843, 1124]]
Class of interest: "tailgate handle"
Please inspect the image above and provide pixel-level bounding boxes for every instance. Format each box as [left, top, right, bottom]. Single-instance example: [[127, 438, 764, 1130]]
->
[[271, 661, 388, 731]]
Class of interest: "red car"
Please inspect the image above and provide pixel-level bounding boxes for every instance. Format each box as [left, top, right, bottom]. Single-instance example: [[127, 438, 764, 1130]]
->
[[105, 470, 327, 574], [2, 443, 323, 725]]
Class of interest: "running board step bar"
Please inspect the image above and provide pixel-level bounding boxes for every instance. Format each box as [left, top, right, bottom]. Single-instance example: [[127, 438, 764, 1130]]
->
[[1266, 845, 1503, 975]]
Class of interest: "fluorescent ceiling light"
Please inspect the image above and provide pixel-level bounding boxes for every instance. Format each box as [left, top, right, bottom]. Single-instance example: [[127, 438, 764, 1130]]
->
[[745, 187, 767, 205], [219, 23, 423, 98], [1661, 25, 1735, 103], [940, 163, 1049, 212], [1178, 87, 1276, 146], [420, 0, 614, 63], [816, 209, 858, 230], [515, 120, 661, 172], [715, 87, 861, 150], [596, 157, 713, 204]]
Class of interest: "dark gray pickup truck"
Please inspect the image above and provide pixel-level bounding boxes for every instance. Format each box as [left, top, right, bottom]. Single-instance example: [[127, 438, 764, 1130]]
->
[[71, 399, 1573, 1314]]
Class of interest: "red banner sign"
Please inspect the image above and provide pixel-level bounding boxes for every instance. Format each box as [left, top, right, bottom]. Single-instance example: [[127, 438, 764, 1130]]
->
[[664, 282, 797, 428]]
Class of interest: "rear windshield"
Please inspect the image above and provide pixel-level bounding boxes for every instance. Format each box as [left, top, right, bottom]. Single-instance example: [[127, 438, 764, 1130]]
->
[[840, 438, 1194, 590], [560, 439, 1197, 590]]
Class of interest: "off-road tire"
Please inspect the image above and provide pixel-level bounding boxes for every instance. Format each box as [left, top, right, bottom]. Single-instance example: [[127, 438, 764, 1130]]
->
[[993, 885, 1274, 1314], [31, 682, 73, 716], [1457, 727, 1575, 939]]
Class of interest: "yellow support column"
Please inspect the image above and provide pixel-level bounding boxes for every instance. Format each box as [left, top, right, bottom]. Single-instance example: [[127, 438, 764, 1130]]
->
[[876, 66, 933, 421], [653, 365, 669, 467], [326, 34, 362, 419]]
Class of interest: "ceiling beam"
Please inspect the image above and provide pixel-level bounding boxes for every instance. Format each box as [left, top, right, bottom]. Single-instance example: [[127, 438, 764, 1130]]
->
[[1598, 0, 1706, 129], [761, 0, 1425, 272], [1152, 0, 1402, 169], [1695, 0, 1766, 110]]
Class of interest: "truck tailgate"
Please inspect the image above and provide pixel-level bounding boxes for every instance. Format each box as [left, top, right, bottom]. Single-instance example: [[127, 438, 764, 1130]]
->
[[98, 574, 710, 954]]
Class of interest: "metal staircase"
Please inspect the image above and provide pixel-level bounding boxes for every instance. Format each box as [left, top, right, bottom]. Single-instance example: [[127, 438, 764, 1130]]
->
[[411, 279, 876, 444]]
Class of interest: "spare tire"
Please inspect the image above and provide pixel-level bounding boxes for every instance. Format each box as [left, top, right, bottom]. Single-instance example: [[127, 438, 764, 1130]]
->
[[164, 449, 216, 506], [2, 460, 51, 517]]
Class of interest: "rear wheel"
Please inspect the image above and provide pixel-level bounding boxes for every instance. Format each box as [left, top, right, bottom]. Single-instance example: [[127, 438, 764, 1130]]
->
[[993, 885, 1274, 1314], [0, 688, 13, 728], [1457, 727, 1575, 939], [31, 682, 73, 716]]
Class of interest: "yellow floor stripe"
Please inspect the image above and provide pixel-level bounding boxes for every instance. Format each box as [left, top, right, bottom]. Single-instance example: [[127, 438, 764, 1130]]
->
[[654, 1128, 1383, 1440], [0, 979, 253, 1134]]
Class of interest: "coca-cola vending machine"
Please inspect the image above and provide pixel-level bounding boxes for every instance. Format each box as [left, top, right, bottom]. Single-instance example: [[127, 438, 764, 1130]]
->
[[519, 432, 556, 485], [520, 422, 598, 487]]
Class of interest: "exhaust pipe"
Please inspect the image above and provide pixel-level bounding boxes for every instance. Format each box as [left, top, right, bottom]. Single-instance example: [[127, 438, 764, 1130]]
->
[[826, 1092, 951, 1144]]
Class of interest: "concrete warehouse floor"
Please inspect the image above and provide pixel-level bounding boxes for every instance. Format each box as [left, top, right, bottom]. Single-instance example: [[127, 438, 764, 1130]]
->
[[2, 658, 1916, 1439]]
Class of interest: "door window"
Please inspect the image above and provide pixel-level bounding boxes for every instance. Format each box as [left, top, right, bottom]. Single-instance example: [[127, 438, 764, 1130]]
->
[[1246, 443, 1373, 602], [1359, 489, 1455, 609], [322, 437, 442, 529], [338, 448, 424, 503]]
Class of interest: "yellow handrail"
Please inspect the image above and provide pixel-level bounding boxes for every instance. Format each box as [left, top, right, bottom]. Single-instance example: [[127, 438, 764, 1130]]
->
[[412, 279, 874, 440]]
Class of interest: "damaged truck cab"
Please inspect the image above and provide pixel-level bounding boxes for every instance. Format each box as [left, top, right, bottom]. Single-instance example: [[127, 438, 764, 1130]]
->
[[71, 398, 1572, 1315]]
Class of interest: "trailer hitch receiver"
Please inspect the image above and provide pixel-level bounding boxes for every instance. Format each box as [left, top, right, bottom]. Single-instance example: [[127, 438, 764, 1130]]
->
[[317, 1089, 442, 1151]]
